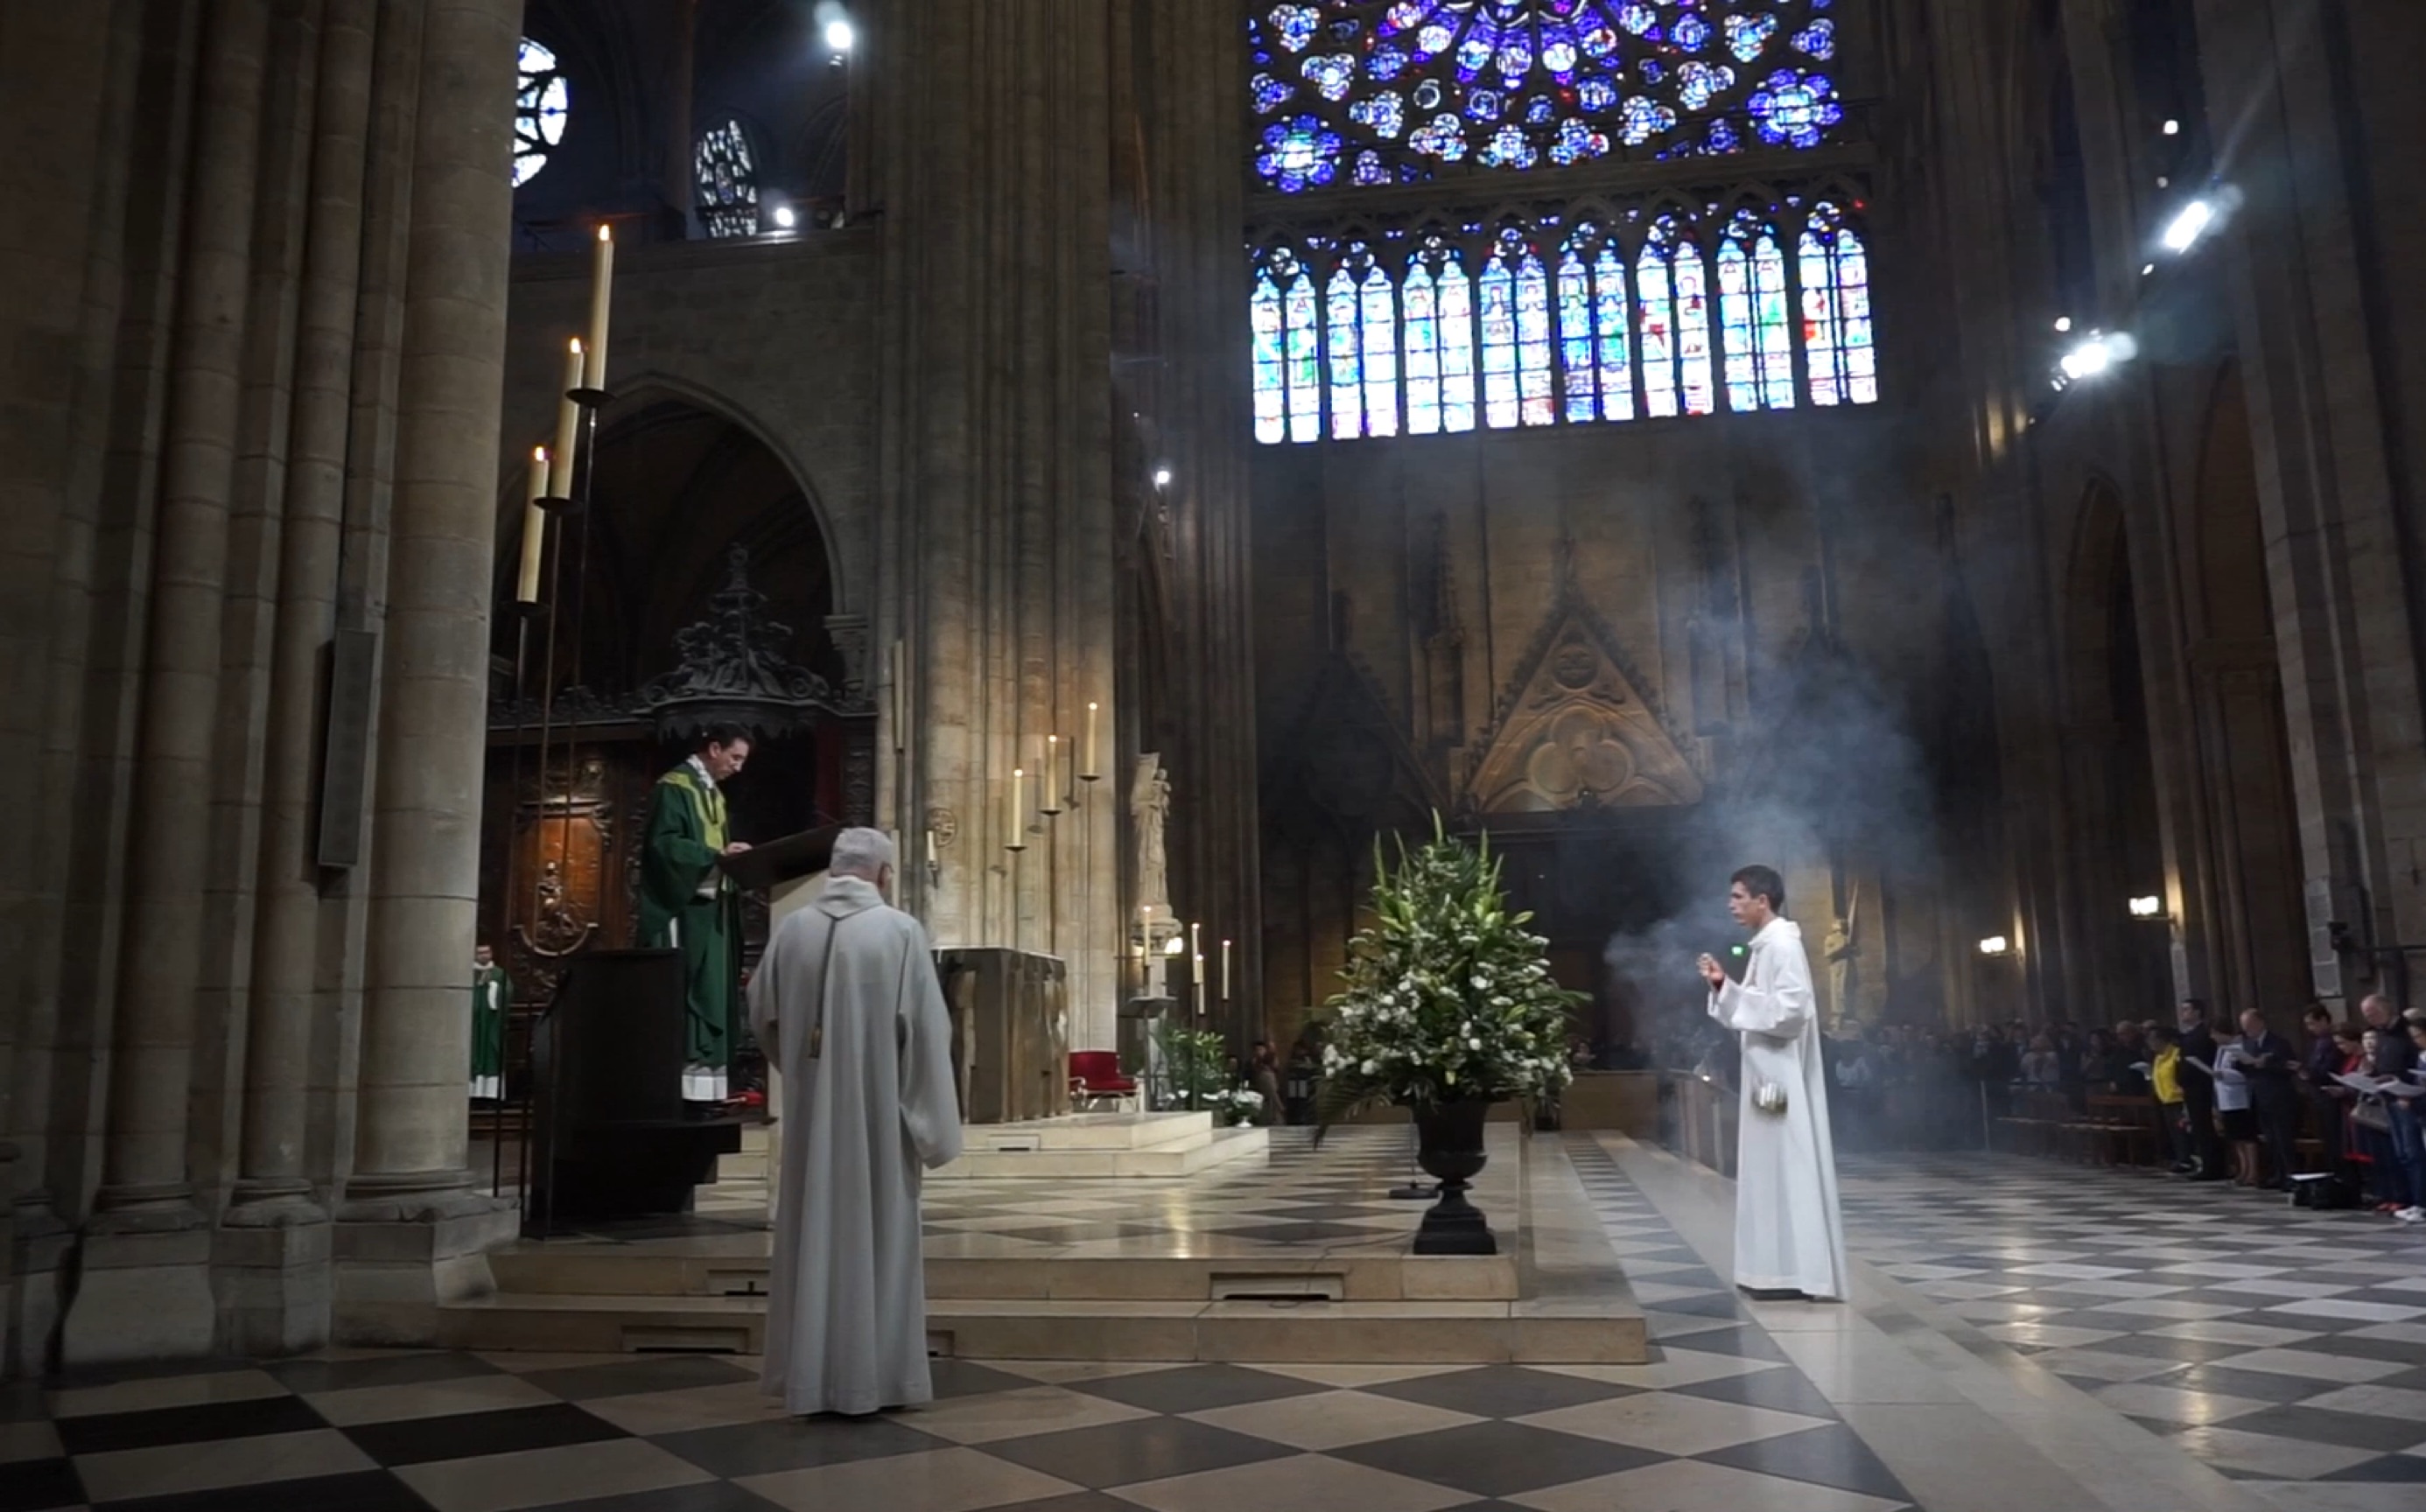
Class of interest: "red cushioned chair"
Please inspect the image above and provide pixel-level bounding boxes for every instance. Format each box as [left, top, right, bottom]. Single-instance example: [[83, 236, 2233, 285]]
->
[[1069, 1050, 1139, 1112]]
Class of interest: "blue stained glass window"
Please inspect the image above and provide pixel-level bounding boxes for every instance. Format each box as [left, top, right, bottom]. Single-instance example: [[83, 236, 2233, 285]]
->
[[1279, 252, 1323, 441], [1594, 242, 1635, 422], [1800, 200, 1878, 405], [1479, 254, 1519, 429], [1250, 3, 1850, 192], [1638, 233, 1678, 419], [1514, 242, 1555, 426], [1404, 262, 1442, 435], [1361, 259, 1401, 437], [1328, 266, 1364, 438], [1672, 224, 1714, 416], [1437, 252, 1479, 432], [1559, 239, 1598, 424], [1252, 267, 1287, 444], [1719, 211, 1796, 411]]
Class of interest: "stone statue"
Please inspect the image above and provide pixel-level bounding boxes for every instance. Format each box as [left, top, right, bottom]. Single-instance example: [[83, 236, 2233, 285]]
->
[[1132, 753, 1171, 912], [1824, 886, 1862, 1027]]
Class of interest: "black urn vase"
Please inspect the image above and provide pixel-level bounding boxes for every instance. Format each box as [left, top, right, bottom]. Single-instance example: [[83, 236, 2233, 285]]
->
[[1411, 1098, 1497, 1255]]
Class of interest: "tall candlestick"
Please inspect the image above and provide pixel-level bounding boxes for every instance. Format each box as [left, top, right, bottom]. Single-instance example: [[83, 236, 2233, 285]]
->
[[585, 226, 614, 390], [924, 827, 937, 871], [1222, 939, 1232, 1002], [515, 446, 550, 603], [1006, 766, 1026, 850], [1082, 701, 1100, 780], [551, 338, 584, 493], [1041, 736, 1062, 814]]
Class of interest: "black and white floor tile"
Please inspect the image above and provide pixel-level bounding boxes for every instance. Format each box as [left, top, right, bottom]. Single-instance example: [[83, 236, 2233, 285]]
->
[[1838, 1152, 2426, 1486]]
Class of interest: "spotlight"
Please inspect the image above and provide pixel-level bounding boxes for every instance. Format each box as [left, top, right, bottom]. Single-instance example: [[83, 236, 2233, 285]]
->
[[1979, 935, 2011, 958], [2163, 118, 2181, 136], [2128, 894, 2165, 920], [1152, 466, 1173, 488], [2162, 198, 2214, 254], [771, 204, 797, 230], [2053, 316, 2072, 332], [824, 17, 854, 52], [2058, 331, 2129, 381]]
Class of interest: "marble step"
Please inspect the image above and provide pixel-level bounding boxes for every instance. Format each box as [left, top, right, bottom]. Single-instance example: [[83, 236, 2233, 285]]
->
[[434, 1291, 1644, 1364], [486, 1246, 1520, 1303], [931, 1124, 1269, 1180], [713, 1113, 1231, 1184]]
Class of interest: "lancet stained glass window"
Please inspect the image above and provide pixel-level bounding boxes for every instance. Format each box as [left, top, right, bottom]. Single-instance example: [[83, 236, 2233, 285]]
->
[[1246, 1, 1849, 194], [1801, 200, 1876, 405], [1249, 197, 1872, 444], [695, 119, 761, 239], [1252, 248, 1327, 443], [1718, 210, 1795, 410], [515, 38, 569, 188]]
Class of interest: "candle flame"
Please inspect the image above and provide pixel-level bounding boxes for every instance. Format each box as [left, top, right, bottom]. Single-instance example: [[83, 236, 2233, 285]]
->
[[533, 444, 548, 462], [1013, 767, 1024, 778], [596, 225, 612, 242], [1088, 701, 1098, 711], [568, 336, 583, 354]]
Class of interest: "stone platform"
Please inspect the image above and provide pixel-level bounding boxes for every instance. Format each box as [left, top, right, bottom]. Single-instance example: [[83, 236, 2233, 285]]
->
[[442, 1124, 1647, 1365]]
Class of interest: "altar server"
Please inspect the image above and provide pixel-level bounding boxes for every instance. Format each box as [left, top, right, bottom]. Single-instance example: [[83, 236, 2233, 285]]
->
[[1699, 864, 1849, 1300]]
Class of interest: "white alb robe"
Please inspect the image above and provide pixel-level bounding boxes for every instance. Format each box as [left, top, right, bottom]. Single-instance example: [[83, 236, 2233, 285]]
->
[[1707, 916, 1849, 1298], [747, 875, 963, 1416]]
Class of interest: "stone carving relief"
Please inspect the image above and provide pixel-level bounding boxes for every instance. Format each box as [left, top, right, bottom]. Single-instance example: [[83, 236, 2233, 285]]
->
[[1467, 612, 1704, 815]]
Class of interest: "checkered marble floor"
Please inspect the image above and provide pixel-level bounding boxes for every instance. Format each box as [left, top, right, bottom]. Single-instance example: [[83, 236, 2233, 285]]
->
[[1838, 1152, 2426, 1487], [3, 1138, 1918, 1512]]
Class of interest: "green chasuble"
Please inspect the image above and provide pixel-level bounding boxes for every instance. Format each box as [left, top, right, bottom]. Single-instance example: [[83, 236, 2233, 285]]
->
[[638, 762, 741, 1072], [469, 964, 512, 1082]]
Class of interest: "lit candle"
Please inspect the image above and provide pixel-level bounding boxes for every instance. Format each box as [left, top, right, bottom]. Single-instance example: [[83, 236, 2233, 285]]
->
[[1007, 766, 1026, 850], [1082, 701, 1099, 780], [1041, 736, 1062, 814], [1189, 921, 1201, 962], [924, 828, 937, 871], [585, 226, 614, 390], [515, 445, 550, 603], [551, 338, 584, 495], [1221, 939, 1231, 1001]]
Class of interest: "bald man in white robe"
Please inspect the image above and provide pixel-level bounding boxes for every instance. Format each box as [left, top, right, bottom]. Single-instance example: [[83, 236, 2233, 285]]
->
[[747, 828, 962, 1417]]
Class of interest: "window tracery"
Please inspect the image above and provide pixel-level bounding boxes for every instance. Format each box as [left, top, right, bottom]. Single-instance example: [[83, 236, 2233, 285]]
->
[[1247, 1, 1848, 195], [695, 118, 761, 239], [514, 38, 570, 189]]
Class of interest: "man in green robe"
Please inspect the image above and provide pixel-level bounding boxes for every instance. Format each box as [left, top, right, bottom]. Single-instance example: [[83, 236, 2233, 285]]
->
[[470, 942, 512, 1101], [640, 726, 754, 1102]]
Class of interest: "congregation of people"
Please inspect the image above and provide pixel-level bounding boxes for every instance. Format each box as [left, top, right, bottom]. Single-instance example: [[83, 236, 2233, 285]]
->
[[1645, 992, 2426, 1222]]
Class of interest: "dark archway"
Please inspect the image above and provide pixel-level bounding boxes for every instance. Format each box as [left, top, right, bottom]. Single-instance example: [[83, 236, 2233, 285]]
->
[[2065, 484, 2170, 1023]]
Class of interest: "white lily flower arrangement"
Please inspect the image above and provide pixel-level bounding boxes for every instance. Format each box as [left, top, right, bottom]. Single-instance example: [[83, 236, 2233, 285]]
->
[[1315, 816, 1584, 1130]]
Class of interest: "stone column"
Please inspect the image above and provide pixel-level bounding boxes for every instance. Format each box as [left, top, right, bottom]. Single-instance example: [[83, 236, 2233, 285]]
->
[[219, 0, 380, 1357], [335, 0, 522, 1344], [2191, 0, 2426, 1003], [0, 0, 136, 1373], [874, 1, 1124, 1047], [1135, 2, 1261, 1046], [64, 0, 276, 1367]]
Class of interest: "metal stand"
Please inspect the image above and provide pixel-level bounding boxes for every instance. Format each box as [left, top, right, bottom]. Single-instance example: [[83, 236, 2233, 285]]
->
[[1389, 1121, 1434, 1200]]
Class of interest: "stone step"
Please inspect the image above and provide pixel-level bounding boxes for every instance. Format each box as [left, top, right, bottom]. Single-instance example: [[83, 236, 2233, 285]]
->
[[434, 1291, 1644, 1364], [487, 1245, 1520, 1303], [958, 1111, 1217, 1152], [930, 1124, 1269, 1180]]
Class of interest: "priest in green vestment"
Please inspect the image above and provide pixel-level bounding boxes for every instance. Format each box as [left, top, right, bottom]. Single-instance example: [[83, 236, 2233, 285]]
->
[[470, 942, 512, 1101], [639, 726, 754, 1101]]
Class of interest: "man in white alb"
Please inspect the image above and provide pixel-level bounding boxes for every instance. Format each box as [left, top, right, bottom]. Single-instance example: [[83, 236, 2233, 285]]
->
[[747, 828, 963, 1417], [1698, 864, 1849, 1300]]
